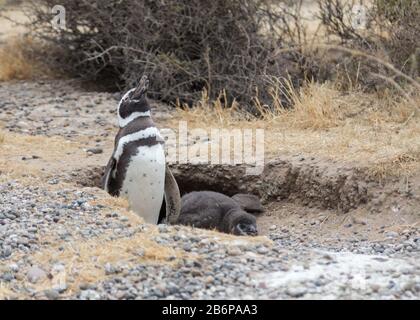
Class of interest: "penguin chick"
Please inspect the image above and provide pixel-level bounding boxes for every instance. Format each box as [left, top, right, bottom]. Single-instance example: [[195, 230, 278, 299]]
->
[[178, 191, 258, 236]]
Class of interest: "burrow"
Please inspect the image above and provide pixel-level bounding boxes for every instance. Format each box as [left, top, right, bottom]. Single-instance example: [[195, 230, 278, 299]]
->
[[67, 155, 407, 214]]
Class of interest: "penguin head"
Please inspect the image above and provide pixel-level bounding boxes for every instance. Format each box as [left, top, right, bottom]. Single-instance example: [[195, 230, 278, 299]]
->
[[227, 210, 258, 236], [117, 75, 151, 127]]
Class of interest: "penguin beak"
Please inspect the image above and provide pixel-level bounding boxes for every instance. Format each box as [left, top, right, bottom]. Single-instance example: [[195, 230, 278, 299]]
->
[[246, 225, 258, 236], [131, 75, 149, 100], [234, 223, 258, 236]]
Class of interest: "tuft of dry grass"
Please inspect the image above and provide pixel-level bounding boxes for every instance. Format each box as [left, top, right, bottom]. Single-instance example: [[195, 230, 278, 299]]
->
[[24, 231, 186, 296], [175, 89, 245, 127], [264, 80, 344, 129], [0, 36, 50, 81], [368, 151, 420, 181], [0, 132, 107, 183], [170, 79, 420, 178]]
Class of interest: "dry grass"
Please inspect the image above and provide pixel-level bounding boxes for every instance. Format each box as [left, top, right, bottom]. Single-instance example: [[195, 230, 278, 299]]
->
[[24, 230, 185, 296], [171, 80, 420, 178], [175, 89, 246, 127], [0, 36, 51, 81], [0, 284, 15, 300], [13, 222, 270, 299], [0, 132, 109, 183]]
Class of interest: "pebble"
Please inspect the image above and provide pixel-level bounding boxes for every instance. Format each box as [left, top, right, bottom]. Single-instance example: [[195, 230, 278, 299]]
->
[[44, 289, 60, 300], [227, 247, 242, 256], [79, 289, 101, 300], [86, 148, 103, 154], [386, 231, 399, 238], [286, 287, 307, 298], [257, 246, 270, 255], [1, 272, 15, 282], [27, 266, 47, 283]]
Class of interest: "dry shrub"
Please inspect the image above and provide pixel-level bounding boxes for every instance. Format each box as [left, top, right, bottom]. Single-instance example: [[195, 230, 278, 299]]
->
[[0, 36, 49, 81], [176, 76, 419, 129], [316, 0, 420, 94], [23, 0, 312, 110], [375, 0, 420, 77]]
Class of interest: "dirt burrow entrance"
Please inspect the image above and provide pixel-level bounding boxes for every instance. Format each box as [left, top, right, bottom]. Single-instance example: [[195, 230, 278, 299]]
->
[[70, 154, 419, 218]]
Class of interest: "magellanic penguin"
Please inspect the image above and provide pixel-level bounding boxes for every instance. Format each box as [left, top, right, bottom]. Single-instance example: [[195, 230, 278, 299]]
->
[[177, 191, 259, 236], [102, 76, 181, 225]]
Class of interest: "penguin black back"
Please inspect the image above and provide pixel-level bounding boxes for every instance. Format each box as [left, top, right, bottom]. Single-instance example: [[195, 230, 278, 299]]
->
[[178, 191, 258, 236]]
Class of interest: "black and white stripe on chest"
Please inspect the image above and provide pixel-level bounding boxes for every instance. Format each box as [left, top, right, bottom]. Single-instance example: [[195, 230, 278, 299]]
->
[[106, 117, 165, 196]]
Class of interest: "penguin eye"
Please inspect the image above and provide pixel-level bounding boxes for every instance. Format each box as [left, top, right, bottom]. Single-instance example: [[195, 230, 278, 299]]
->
[[237, 222, 258, 236], [238, 223, 247, 230]]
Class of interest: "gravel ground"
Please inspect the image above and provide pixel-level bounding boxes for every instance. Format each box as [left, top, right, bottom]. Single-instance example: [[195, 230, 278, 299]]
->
[[0, 80, 419, 300], [1, 182, 418, 300]]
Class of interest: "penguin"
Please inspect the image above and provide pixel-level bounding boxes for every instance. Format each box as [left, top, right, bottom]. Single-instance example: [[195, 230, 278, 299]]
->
[[177, 191, 259, 236], [102, 75, 181, 224]]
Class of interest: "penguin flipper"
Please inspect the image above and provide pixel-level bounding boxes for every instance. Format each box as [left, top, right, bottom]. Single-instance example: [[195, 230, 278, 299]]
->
[[164, 166, 181, 225], [102, 156, 117, 192]]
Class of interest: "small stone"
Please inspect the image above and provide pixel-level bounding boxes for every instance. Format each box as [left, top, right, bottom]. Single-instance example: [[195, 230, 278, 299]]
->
[[8, 263, 19, 272], [205, 276, 214, 284], [48, 179, 59, 185], [403, 280, 417, 292], [257, 246, 269, 255], [286, 287, 307, 298], [44, 289, 60, 300], [53, 283, 68, 293], [27, 266, 47, 283], [1, 272, 14, 282], [370, 284, 381, 292], [79, 283, 95, 290], [104, 263, 120, 275], [352, 217, 367, 225], [86, 148, 103, 154], [227, 247, 241, 256], [386, 231, 399, 238], [79, 289, 100, 300], [1, 245, 12, 258], [183, 244, 192, 252]]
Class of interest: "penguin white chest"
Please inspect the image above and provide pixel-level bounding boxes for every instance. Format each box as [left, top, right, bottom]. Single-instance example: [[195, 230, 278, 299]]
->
[[121, 144, 166, 224]]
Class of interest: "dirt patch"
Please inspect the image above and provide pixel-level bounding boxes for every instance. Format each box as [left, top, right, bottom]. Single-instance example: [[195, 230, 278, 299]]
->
[[171, 159, 371, 212]]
